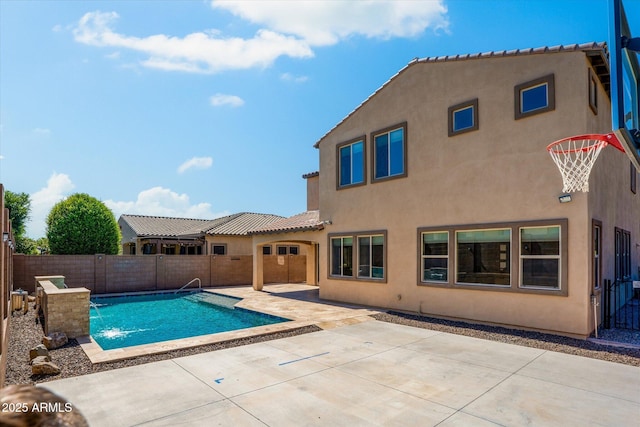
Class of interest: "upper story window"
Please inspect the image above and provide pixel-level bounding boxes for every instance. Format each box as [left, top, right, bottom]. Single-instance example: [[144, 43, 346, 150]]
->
[[372, 122, 407, 182], [589, 68, 598, 115], [515, 74, 555, 119], [448, 99, 478, 136], [337, 137, 365, 189]]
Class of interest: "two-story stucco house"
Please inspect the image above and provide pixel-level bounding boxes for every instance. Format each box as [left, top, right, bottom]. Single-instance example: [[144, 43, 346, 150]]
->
[[304, 42, 639, 338]]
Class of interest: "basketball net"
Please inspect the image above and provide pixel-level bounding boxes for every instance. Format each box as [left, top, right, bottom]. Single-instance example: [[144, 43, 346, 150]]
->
[[547, 133, 625, 193]]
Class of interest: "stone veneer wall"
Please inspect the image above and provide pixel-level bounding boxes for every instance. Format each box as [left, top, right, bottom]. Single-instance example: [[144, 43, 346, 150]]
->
[[38, 277, 89, 339]]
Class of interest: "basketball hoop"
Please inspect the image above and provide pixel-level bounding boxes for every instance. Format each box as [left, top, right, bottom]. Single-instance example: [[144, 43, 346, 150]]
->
[[547, 133, 625, 193]]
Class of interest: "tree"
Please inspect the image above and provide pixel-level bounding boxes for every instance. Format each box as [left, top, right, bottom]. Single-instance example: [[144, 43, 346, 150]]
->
[[46, 193, 121, 255], [4, 190, 32, 254]]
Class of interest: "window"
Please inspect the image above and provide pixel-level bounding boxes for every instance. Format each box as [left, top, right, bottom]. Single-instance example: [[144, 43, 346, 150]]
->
[[276, 245, 299, 255], [330, 231, 386, 281], [262, 245, 272, 255], [589, 69, 598, 115], [337, 137, 365, 188], [615, 228, 631, 281], [515, 74, 555, 119], [448, 99, 478, 136], [520, 226, 561, 290], [457, 229, 511, 286], [358, 235, 385, 279], [331, 237, 353, 277], [593, 220, 602, 291], [372, 123, 407, 181], [421, 231, 448, 282], [631, 162, 637, 194], [211, 244, 226, 255], [419, 220, 567, 294]]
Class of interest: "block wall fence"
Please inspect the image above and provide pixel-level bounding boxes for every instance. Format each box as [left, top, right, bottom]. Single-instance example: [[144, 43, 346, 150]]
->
[[13, 254, 307, 294]]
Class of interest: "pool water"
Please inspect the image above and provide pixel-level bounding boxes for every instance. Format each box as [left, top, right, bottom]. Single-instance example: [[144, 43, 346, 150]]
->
[[90, 291, 289, 350]]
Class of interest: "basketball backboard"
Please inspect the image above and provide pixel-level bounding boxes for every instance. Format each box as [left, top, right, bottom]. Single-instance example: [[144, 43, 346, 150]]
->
[[609, 0, 640, 170]]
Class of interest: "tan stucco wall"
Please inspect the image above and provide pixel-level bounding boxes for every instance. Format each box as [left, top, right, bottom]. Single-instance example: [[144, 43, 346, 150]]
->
[[315, 51, 638, 337]]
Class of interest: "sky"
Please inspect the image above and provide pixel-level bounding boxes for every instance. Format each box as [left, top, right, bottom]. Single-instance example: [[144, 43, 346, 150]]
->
[[1, 0, 639, 239]]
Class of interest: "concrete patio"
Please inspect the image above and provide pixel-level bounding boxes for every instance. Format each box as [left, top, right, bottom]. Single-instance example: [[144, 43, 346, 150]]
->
[[43, 284, 640, 426]]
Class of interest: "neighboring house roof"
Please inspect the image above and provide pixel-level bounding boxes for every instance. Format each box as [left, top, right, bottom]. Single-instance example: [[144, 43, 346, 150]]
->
[[302, 171, 319, 178], [203, 212, 286, 236], [119, 212, 285, 239], [313, 41, 609, 148], [249, 210, 322, 235]]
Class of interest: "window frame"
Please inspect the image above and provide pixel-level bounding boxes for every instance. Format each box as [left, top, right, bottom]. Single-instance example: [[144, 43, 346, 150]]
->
[[330, 236, 354, 278], [276, 245, 299, 255], [631, 162, 637, 194], [262, 245, 272, 255], [592, 219, 602, 292], [519, 225, 562, 291], [589, 68, 598, 115], [336, 136, 366, 190], [448, 98, 479, 136], [211, 243, 227, 255], [371, 122, 407, 183], [329, 230, 387, 282], [515, 74, 555, 119], [417, 219, 568, 296], [419, 230, 449, 284], [456, 228, 512, 288]]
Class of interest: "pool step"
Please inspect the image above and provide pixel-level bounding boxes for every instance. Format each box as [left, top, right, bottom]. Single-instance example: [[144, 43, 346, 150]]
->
[[182, 292, 239, 309]]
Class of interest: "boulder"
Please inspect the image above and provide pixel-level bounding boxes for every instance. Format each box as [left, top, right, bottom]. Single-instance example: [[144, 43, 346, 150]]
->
[[29, 344, 50, 361], [31, 355, 52, 365], [31, 358, 61, 375], [42, 332, 68, 350]]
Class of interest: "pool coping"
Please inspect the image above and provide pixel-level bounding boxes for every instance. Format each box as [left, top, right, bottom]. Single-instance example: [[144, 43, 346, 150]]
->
[[80, 285, 380, 364]]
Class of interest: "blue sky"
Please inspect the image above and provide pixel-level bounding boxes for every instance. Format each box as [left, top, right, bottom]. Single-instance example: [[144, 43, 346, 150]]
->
[[1, 0, 639, 238]]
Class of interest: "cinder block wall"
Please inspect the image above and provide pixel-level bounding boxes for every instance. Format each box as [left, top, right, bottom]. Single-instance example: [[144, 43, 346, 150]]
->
[[14, 254, 308, 294]]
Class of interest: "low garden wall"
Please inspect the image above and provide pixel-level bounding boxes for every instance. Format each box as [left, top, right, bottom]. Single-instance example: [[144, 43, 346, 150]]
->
[[13, 254, 306, 294]]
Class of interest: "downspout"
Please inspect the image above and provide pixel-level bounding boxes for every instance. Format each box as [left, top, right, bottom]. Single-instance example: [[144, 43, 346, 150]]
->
[[591, 294, 599, 338]]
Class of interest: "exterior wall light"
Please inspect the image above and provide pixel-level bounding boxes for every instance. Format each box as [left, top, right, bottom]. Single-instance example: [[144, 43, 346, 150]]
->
[[558, 194, 572, 203], [2, 232, 8, 242]]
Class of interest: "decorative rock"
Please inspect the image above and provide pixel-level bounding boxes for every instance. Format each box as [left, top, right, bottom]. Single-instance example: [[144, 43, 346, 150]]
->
[[31, 355, 52, 365], [29, 344, 50, 361], [42, 332, 68, 350], [31, 358, 61, 375]]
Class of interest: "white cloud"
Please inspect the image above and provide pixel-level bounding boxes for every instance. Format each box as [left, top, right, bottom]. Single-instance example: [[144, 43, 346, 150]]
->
[[177, 156, 213, 173], [33, 128, 51, 135], [104, 186, 226, 220], [27, 173, 75, 238], [52, 24, 63, 33], [211, 0, 449, 46], [209, 93, 244, 107], [105, 51, 120, 59], [280, 72, 308, 83], [72, 11, 313, 74]]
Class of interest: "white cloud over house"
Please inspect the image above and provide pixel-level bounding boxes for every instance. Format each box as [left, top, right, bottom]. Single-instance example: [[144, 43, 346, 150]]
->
[[104, 186, 227, 221], [72, 11, 313, 74], [71, 2, 448, 74], [177, 156, 213, 173], [211, 0, 449, 46]]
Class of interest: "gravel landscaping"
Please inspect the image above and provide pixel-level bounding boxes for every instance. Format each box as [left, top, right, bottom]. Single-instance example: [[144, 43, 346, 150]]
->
[[4, 302, 639, 386]]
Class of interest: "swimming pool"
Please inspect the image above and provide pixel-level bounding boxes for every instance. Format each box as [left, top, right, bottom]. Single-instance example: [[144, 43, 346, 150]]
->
[[90, 291, 289, 350]]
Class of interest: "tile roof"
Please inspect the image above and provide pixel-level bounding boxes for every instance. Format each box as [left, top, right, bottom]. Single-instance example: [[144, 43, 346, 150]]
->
[[249, 210, 322, 235], [314, 42, 608, 148], [204, 212, 285, 236], [119, 212, 285, 238], [119, 214, 213, 238]]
